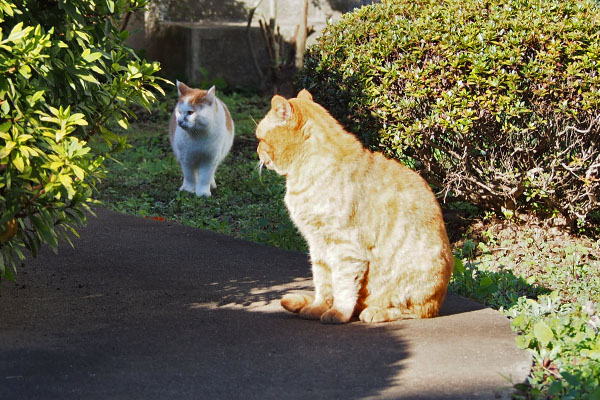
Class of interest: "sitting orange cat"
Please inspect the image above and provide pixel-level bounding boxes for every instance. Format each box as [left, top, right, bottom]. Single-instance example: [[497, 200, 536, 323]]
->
[[256, 90, 454, 324]]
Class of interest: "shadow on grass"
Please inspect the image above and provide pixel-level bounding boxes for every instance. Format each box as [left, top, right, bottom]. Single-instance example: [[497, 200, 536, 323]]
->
[[450, 260, 551, 310]]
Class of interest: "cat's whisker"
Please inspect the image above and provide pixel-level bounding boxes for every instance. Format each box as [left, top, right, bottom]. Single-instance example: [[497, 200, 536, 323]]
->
[[250, 116, 258, 127], [256, 160, 265, 177]]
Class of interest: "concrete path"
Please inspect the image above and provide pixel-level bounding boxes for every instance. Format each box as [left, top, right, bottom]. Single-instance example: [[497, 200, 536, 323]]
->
[[0, 208, 531, 400]]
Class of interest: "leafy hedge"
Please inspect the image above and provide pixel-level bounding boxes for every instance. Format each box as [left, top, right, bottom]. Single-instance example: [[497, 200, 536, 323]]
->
[[298, 0, 600, 228], [0, 0, 165, 282]]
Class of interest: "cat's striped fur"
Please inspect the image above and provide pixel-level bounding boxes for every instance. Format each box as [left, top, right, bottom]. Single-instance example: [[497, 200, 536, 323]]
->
[[256, 90, 454, 324]]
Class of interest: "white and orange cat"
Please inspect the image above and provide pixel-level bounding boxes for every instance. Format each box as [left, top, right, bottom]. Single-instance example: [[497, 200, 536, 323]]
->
[[169, 81, 234, 197], [256, 90, 454, 324]]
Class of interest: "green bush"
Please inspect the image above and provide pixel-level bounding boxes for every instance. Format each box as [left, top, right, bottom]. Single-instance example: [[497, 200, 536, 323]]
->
[[298, 0, 600, 228], [0, 0, 165, 283]]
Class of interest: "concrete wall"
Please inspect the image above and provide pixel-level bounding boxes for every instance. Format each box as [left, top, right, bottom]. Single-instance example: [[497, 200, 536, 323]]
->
[[140, 22, 272, 88], [126, 0, 379, 89]]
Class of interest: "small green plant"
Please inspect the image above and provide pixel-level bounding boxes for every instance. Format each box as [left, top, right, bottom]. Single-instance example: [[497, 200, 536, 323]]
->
[[452, 224, 600, 399], [451, 240, 547, 310], [508, 294, 600, 399], [0, 0, 165, 283]]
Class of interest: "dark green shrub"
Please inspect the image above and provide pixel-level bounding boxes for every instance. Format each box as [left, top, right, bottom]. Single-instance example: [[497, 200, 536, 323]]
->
[[0, 0, 165, 283], [298, 0, 600, 228]]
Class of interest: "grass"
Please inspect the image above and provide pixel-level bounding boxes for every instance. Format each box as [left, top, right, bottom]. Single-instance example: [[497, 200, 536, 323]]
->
[[94, 89, 600, 400], [451, 222, 600, 399]]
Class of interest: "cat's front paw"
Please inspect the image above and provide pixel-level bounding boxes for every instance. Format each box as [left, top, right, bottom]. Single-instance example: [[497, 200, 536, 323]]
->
[[179, 183, 195, 193], [320, 308, 352, 324], [195, 187, 211, 197]]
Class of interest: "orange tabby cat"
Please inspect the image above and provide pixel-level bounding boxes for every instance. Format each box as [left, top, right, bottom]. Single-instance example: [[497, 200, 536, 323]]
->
[[256, 90, 454, 324]]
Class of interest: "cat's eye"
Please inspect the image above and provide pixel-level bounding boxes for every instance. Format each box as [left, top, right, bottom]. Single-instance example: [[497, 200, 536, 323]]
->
[[187, 110, 194, 115]]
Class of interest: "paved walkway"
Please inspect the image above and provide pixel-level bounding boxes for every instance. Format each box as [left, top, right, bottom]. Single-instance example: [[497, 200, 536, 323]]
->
[[0, 208, 531, 399]]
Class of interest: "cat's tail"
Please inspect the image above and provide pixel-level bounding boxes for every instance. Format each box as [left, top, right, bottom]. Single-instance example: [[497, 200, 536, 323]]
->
[[281, 293, 314, 313], [359, 285, 448, 323]]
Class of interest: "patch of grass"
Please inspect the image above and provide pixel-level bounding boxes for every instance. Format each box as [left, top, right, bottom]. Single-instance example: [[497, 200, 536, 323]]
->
[[452, 221, 600, 399], [96, 90, 599, 399]]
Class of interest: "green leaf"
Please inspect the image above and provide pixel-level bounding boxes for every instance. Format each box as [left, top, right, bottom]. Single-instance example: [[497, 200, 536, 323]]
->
[[479, 276, 493, 288], [1, 99, 10, 114], [12, 153, 24, 172], [19, 65, 31, 79], [68, 113, 88, 125], [82, 49, 103, 63], [515, 334, 531, 349], [3, 262, 16, 282], [29, 90, 45, 105], [48, 106, 60, 117], [5, 22, 26, 42], [548, 380, 563, 396], [30, 215, 58, 249], [77, 72, 99, 84], [560, 371, 579, 387], [0, 141, 15, 159], [59, 174, 72, 187], [71, 165, 85, 180], [533, 321, 554, 347], [117, 118, 128, 129], [453, 256, 465, 274], [0, 121, 11, 132]]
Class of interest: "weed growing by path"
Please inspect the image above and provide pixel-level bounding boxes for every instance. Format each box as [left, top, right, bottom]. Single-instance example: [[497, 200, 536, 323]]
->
[[452, 222, 600, 399]]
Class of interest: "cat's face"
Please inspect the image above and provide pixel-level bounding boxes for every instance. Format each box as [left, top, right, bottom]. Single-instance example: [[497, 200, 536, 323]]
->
[[175, 81, 216, 133], [256, 91, 314, 176]]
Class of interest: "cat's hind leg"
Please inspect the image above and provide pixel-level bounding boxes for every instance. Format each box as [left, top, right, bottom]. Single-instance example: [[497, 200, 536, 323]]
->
[[359, 307, 407, 323], [358, 305, 432, 323], [281, 293, 313, 313]]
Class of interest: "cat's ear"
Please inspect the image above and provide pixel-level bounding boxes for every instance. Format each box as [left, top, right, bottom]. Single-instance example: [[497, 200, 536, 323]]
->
[[271, 95, 293, 122], [297, 89, 313, 101], [177, 80, 190, 98], [205, 85, 216, 103]]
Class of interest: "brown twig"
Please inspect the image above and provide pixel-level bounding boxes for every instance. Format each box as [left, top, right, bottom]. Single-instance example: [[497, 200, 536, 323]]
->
[[246, 1, 265, 82]]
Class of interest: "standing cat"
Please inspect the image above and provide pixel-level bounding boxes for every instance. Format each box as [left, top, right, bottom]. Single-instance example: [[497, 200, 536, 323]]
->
[[256, 90, 454, 324], [169, 81, 234, 197]]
